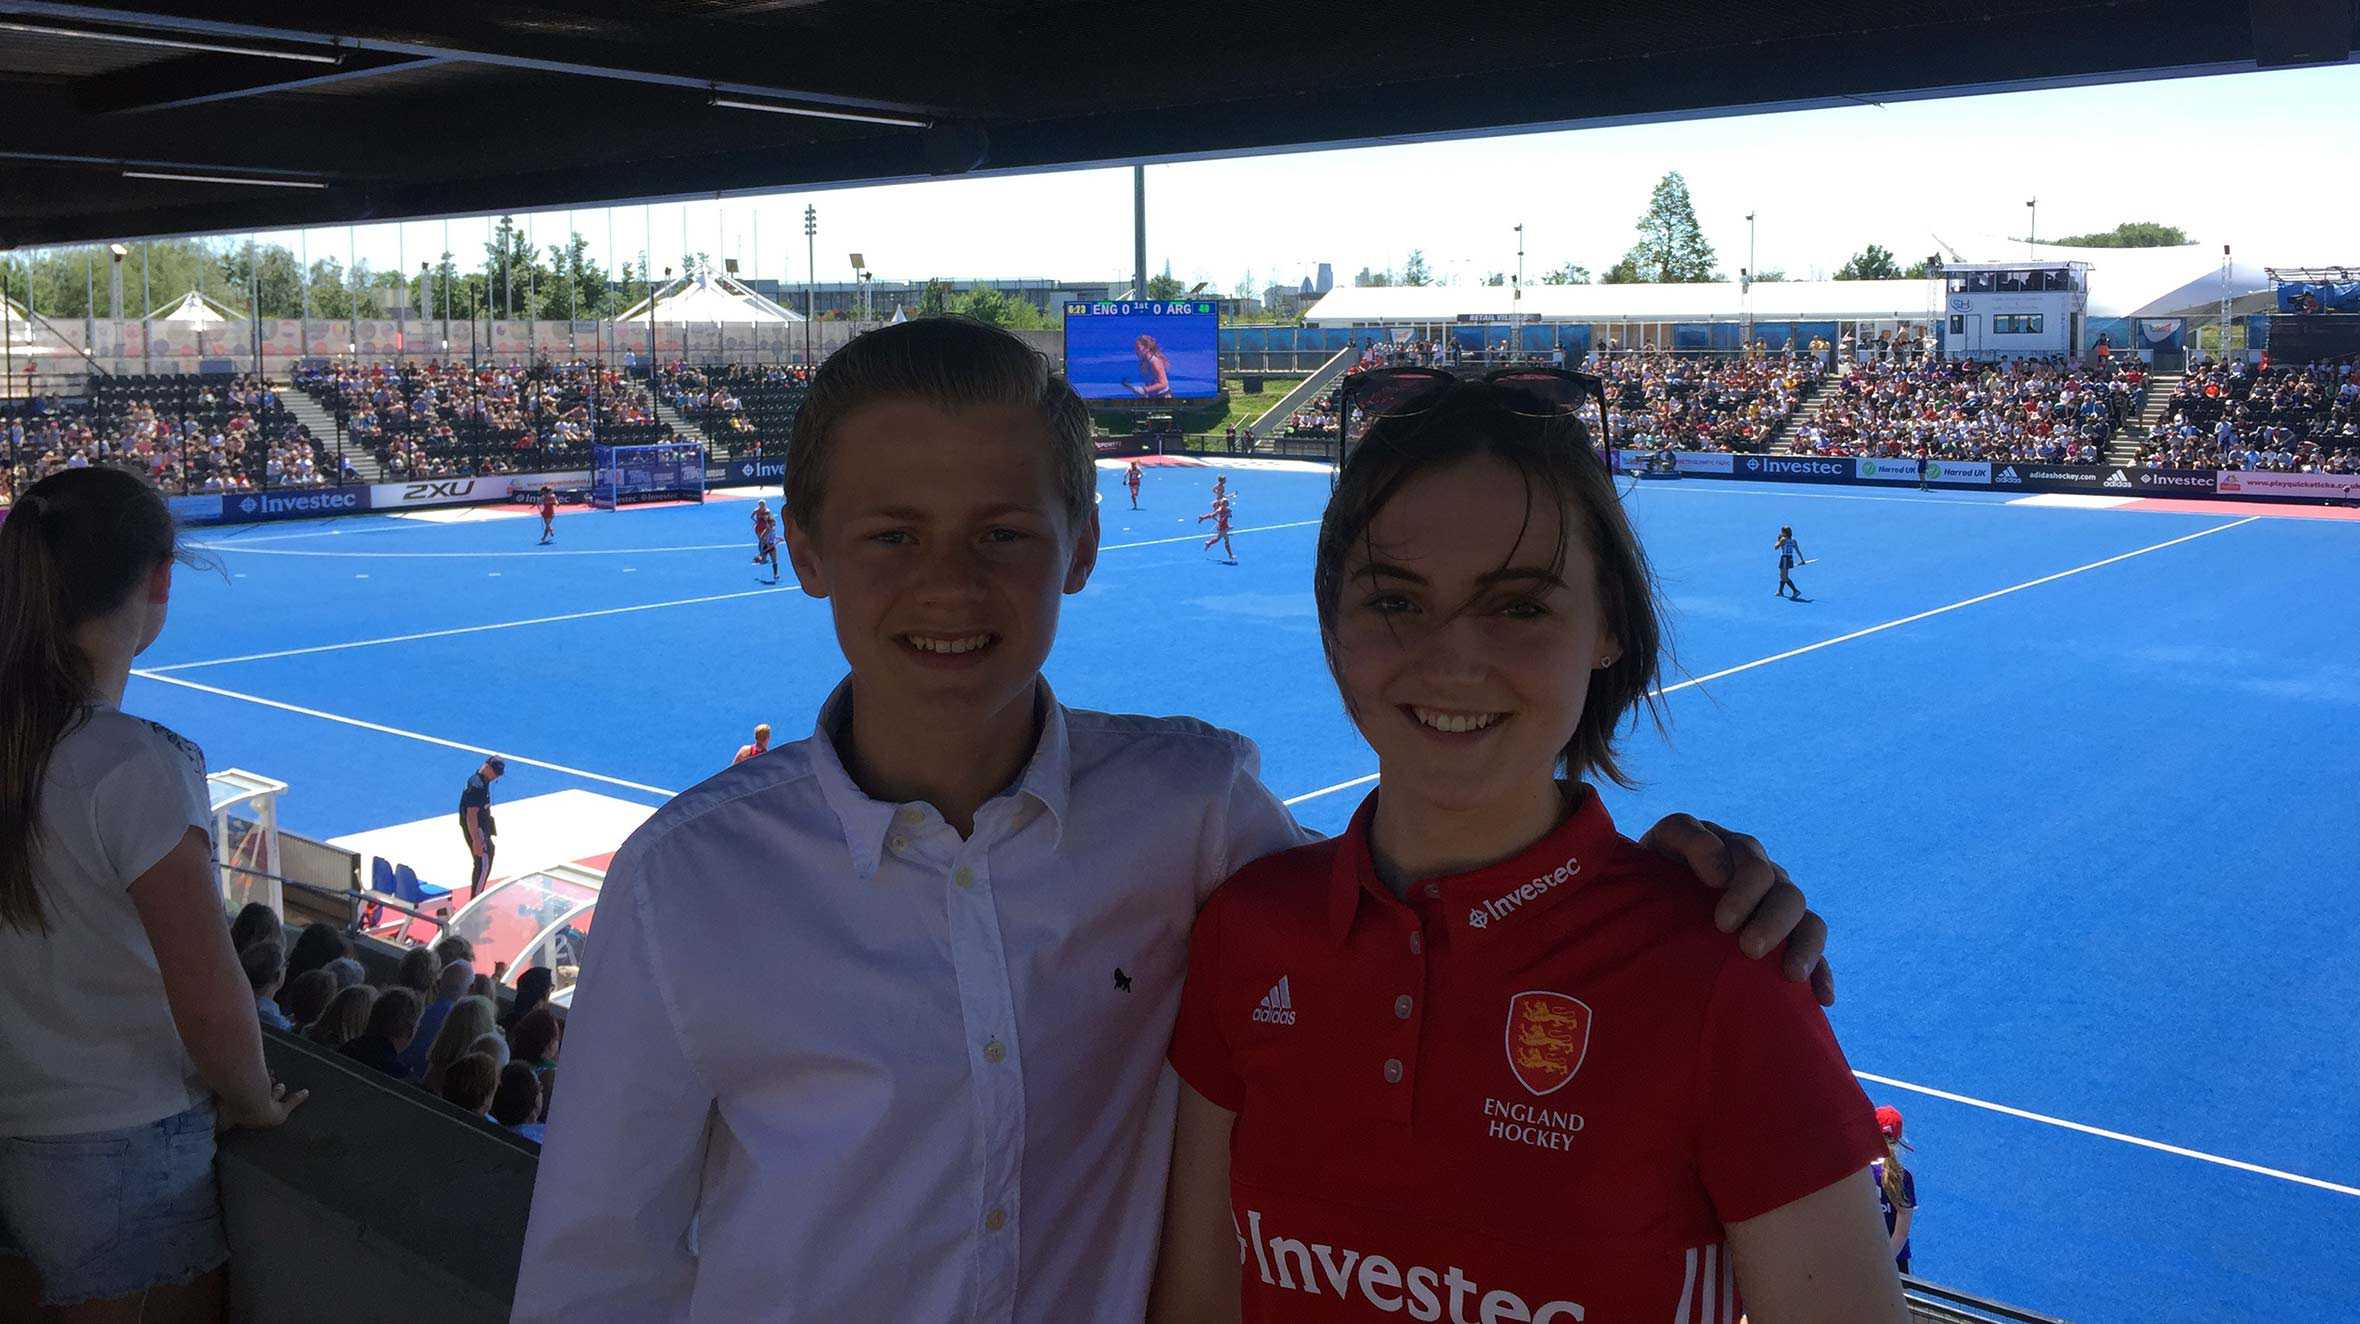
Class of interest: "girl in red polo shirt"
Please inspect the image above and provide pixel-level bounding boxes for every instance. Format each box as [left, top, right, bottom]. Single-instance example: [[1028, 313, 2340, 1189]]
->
[[1153, 375, 1903, 1324]]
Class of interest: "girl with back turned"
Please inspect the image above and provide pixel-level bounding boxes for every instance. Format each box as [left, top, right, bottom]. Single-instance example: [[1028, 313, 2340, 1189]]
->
[[0, 468, 304, 1322]]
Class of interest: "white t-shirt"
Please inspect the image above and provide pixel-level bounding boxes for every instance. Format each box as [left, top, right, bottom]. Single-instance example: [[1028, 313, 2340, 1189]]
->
[[0, 703, 214, 1136]]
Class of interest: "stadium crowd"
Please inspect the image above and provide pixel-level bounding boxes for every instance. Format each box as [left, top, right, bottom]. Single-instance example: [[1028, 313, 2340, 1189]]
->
[[2135, 356, 2360, 471], [231, 909, 561, 1143], [652, 361, 811, 447], [294, 358, 665, 473], [1788, 355, 2142, 463], [0, 374, 337, 503], [1598, 350, 1826, 452]]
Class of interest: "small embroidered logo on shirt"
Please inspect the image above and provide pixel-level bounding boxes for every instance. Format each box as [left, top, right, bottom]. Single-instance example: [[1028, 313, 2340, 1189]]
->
[[1251, 976, 1297, 1026], [1113, 967, 1133, 993]]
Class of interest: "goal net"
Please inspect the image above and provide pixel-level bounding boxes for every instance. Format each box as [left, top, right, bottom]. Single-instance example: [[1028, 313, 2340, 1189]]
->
[[591, 442, 707, 508]]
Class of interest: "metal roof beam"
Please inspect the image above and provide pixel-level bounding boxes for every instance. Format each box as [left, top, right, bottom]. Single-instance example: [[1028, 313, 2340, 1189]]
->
[[77, 49, 440, 115]]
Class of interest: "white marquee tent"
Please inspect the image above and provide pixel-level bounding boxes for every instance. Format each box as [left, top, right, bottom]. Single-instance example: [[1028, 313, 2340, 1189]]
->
[[617, 271, 804, 324], [147, 289, 246, 324]]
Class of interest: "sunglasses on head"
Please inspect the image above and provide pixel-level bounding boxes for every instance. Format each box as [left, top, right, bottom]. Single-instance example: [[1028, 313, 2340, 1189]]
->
[[1336, 365, 1612, 463]]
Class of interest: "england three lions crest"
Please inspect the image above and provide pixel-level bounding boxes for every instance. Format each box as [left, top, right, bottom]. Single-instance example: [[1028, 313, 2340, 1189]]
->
[[1504, 991, 1592, 1096]]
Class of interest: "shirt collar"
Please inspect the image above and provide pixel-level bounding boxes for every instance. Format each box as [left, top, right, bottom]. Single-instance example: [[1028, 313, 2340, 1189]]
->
[[806, 677, 1073, 879], [1326, 783, 1621, 948]]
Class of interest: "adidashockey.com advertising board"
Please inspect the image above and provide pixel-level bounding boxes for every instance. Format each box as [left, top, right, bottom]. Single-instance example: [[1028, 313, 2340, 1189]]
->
[[1613, 450, 2357, 504]]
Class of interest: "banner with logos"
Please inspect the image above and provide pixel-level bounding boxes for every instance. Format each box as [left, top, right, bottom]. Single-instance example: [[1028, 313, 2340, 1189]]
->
[[1850, 457, 1922, 484], [2215, 469, 2360, 501], [1922, 460, 1991, 486], [368, 475, 515, 509], [1988, 463, 2109, 492], [220, 486, 371, 523]]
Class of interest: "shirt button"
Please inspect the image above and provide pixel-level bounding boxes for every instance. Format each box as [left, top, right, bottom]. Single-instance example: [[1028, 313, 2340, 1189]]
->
[[984, 1208, 1007, 1233], [1408, 931, 1424, 955], [953, 866, 974, 889], [1423, 883, 1441, 900], [889, 835, 911, 854], [1382, 1058, 1404, 1084], [1393, 995, 1413, 1019], [983, 1039, 1006, 1064]]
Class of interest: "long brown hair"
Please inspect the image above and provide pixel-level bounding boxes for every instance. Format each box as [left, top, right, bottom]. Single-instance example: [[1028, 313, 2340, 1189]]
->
[[0, 467, 189, 933], [1880, 1138, 1911, 1206], [1313, 386, 1666, 788]]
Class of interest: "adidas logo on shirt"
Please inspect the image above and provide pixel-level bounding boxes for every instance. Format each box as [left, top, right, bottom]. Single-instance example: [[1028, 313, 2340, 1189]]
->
[[1252, 976, 1298, 1026]]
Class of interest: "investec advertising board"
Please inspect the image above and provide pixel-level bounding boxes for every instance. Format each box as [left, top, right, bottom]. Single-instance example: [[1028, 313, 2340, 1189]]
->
[[222, 486, 370, 523], [725, 455, 787, 485]]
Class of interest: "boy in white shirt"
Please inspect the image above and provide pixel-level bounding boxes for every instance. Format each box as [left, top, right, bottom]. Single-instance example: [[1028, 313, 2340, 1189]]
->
[[513, 319, 1831, 1323]]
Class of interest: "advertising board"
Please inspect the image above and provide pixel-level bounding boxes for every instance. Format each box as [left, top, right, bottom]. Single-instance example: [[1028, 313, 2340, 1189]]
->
[[222, 486, 370, 522]]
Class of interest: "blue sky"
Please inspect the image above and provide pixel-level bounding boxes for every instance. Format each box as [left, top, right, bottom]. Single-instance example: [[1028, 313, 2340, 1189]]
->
[[259, 62, 2359, 298]]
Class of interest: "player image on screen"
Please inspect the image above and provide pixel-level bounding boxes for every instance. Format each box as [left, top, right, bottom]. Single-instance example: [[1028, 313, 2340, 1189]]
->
[[1130, 335, 1172, 398], [1064, 301, 1218, 400]]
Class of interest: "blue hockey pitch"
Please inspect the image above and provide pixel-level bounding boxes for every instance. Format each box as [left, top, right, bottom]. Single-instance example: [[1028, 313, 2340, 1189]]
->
[[140, 464, 2359, 1322]]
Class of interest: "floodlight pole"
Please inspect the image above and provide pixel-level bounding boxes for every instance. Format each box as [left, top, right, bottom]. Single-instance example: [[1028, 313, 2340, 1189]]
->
[[2025, 198, 2037, 260], [803, 204, 816, 365], [141, 241, 151, 374], [1133, 166, 1147, 304], [1513, 223, 1524, 360], [248, 239, 262, 377]]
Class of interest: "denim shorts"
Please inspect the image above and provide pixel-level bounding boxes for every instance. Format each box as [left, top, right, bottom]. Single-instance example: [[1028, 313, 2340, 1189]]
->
[[0, 1100, 227, 1306]]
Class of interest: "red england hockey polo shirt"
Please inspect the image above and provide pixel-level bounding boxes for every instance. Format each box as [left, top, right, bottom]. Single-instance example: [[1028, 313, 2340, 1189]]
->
[[1168, 788, 1883, 1324]]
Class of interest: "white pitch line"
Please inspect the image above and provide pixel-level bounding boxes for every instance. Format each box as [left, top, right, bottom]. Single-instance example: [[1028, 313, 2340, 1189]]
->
[[128, 671, 680, 798], [190, 518, 1325, 560], [1100, 519, 1319, 551], [1283, 515, 2259, 809], [1853, 1070, 2360, 1199], [146, 583, 805, 672]]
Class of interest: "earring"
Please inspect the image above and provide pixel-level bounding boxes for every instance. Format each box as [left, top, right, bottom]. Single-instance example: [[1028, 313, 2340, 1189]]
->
[[1596, 654, 1616, 669]]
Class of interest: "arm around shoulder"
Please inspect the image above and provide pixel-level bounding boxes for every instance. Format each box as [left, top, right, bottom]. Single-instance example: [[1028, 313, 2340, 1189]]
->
[[1726, 1170, 1908, 1323], [1147, 1080, 1242, 1324]]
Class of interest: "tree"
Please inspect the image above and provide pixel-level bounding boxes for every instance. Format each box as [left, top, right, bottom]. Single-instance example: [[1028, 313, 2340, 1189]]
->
[[2050, 221, 2189, 248], [1901, 254, 1944, 280], [1144, 273, 1186, 300], [214, 241, 305, 317], [1748, 267, 1788, 283], [541, 231, 615, 320], [1401, 250, 1433, 287], [917, 278, 955, 317], [1600, 256, 1642, 284], [1481, 272, 1507, 287], [480, 216, 551, 320], [1833, 244, 1902, 281], [1354, 266, 1394, 287], [1617, 172, 1720, 283], [1539, 262, 1591, 286]]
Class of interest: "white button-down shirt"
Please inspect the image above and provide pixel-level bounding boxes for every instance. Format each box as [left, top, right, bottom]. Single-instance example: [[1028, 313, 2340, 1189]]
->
[[513, 683, 1310, 1323]]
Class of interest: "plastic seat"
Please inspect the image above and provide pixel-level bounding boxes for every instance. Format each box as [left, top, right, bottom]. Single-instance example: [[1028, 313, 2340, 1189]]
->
[[395, 863, 451, 905]]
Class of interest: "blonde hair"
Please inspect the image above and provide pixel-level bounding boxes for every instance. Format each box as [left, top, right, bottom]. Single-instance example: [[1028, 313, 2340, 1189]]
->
[[420, 995, 497, 1093]]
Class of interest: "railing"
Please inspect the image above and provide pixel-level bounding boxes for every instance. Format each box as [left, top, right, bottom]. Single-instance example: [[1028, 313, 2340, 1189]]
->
[[1903, 1275, 2067, 1323], [222, 864, 451, 945]]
